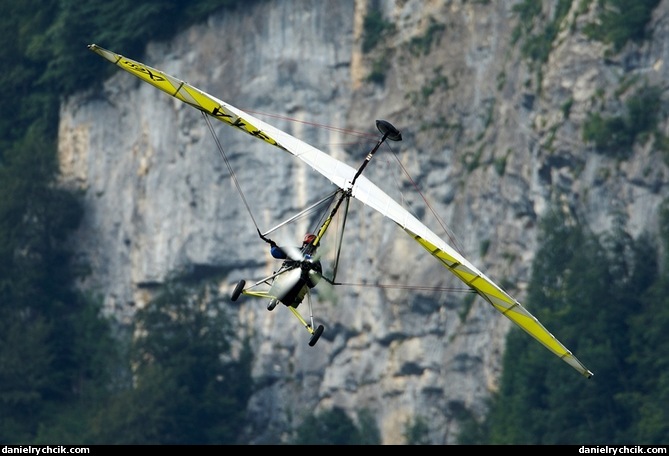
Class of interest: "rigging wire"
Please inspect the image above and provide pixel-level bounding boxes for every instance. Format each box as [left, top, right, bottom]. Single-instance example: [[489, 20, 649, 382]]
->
[[261, 192, 337, 237], [202, 111, 262, 233], [256, 116, 470, 289], [334, 282, 475, 293], [243, 109, 376, 140], [383, 141, 467, 256], [202, 111, 343, 246], [204, 109, 471, 294]]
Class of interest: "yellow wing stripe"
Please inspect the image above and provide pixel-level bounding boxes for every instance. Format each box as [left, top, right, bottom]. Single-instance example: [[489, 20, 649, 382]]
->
[[89, 44, 287, 151], [409, 230, 592, 378]]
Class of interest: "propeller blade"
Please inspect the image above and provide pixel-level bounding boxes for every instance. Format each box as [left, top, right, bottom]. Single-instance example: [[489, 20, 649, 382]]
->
[[283, 245, 305, 262]]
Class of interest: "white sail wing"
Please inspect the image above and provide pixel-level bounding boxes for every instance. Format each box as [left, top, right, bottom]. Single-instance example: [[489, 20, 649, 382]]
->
[[88, 44, 593, 378]]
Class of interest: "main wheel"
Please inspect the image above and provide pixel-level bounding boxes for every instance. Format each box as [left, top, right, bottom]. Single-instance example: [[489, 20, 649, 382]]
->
[[231, 280, 245, 301], [308, 324, 324, 347]]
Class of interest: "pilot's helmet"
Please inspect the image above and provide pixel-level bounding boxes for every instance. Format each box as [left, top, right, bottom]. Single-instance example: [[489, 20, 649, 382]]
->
[[303, 233, 317, 245]]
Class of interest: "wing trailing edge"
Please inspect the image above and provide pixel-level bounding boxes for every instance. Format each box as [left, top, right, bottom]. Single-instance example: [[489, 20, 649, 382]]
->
[[88, 44, 593, 378]]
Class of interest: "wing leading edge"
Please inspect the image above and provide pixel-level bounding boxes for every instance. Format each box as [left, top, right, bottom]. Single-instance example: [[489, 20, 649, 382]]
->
[[88, 44, 593, 378]]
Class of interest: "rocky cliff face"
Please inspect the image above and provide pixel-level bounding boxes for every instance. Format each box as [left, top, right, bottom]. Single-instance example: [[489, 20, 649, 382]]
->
[[58, 0, 669, 444]]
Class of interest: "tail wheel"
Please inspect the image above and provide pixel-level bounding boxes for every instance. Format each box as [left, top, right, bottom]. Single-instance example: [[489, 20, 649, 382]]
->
[[231, 280, 245, 301], [308, 325, 324, 347]]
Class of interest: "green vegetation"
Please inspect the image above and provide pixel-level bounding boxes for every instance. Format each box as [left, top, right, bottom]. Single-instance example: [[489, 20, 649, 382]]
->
[[462, 144, 485, 172], [459, 291, 477, 323], [361, 7, 395, 54], [584, 0, 661, 52], [496, 70, 507, 91], [493, 150, 510, 176], [583, 85, 665, 159], [480, 238, 491, 257], [0, 117, 98, 442], [408, 17, 445, 56], [0, 0, 259, 444], [403, 415, 431, 445], [458, 203, 669, 444], [86, 279, 254, 444], [292, 407, 381, 444], [511, 0, 572, 66], [362, 7, 396, 85], [512, 0, 660, 68], [406, 66, 451, 105], [368, 55, 390, 85], [561, 98, 574, 119]]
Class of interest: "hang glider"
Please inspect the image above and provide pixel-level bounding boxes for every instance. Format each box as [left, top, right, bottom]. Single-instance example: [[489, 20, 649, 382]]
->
[[87, 44, 593, 378]]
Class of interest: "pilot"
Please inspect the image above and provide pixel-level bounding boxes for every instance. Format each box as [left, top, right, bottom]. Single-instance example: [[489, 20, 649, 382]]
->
[[269, 233, 317, 264], [299, 233, 322, 288], [269, 241, 288, 260], [267, 233, 322, 310]]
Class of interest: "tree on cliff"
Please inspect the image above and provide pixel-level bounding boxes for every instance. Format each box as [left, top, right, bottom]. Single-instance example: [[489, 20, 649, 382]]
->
[[87, 279, 254, 444], [459, 203, 668, 445]]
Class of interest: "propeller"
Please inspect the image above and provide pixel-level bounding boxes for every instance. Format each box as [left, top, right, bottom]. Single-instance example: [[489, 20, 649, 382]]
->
[[268, 236, 324, 302], [282, 242, 323, 264], [280, 243, 323, 286], [269, 244, 323, 306], [283, 244, 308, 262]]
